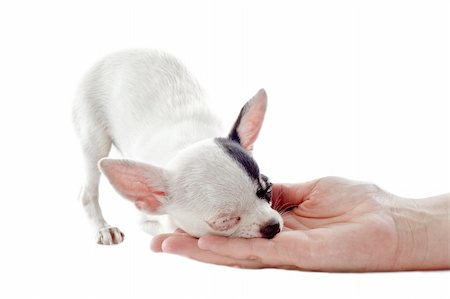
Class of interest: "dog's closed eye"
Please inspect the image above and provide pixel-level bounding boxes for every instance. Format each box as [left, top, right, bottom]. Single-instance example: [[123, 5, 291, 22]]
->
[[207, 215, 241, 231], [257, 174, 273, 204]]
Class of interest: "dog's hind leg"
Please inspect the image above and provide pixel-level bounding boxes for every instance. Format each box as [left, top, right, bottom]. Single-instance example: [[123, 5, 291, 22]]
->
[[139, 213, 177, 235]]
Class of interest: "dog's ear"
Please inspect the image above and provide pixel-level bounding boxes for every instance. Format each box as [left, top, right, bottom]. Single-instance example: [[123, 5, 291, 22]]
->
[[228, 89, 268, 153], [98, 158, 169, 214]]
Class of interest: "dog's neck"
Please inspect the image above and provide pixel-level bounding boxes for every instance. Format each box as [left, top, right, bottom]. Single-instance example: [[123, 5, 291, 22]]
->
[[127, 118, 223, 166]]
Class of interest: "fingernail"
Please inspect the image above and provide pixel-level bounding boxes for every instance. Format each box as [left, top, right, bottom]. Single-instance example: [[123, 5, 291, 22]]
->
[[197, 237, 209, 250], [198, 234, 218, 250], [198, 234, 224, 250], [161, 239, 174, 253]]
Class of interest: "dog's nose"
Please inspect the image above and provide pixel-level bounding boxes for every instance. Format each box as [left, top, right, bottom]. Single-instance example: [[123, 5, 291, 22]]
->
[[260, 219, 280, 239]]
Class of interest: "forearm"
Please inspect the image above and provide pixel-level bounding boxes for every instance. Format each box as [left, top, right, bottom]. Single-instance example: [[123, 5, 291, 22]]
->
[[393, 193, 450, 270]]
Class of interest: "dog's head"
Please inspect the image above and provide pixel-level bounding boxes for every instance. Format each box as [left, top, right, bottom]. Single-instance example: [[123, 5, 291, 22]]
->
[[99, 89, 282, 239]]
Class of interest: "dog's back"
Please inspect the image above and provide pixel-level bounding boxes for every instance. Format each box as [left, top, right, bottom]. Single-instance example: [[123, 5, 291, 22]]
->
[[74, 49, 221, 164]]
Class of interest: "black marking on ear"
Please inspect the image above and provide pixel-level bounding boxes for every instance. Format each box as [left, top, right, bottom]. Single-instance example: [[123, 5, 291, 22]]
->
[[228, 102, 250, 145], [215, 137, 259, 182]]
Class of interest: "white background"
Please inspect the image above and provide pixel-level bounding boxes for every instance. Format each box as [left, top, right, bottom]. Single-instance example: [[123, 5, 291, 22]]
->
[[0, 0, 449, 298]]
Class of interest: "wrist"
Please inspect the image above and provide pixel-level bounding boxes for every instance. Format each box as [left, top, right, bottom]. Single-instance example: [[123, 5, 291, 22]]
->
[[391, 194, 450, 270]]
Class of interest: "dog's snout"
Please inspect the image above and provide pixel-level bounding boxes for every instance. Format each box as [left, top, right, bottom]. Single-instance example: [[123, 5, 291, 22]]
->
[[260, 219, 280, 239]]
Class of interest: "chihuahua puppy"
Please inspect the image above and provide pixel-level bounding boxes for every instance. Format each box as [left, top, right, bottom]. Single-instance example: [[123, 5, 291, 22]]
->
[[73, 49, 282, 245]]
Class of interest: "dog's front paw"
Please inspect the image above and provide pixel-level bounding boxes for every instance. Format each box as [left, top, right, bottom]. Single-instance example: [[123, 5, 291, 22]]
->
[[96, 226, 124, 245]]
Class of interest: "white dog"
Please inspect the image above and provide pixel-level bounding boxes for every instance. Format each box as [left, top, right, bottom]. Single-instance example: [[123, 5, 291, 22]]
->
[[73, 49, 282, 245]]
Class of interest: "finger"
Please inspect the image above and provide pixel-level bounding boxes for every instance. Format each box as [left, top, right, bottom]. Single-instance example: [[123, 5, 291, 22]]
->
[[197, 234, 296, 267], [198, 235, 262, 259], [151, 231, 188, 252], [272, 179, 320, 211], [151, 233, 176, 252], [160, 235, 265, 269]]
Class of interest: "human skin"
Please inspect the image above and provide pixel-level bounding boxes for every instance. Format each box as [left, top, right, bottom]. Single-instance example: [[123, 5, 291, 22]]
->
[[151, 177, 450, 272]]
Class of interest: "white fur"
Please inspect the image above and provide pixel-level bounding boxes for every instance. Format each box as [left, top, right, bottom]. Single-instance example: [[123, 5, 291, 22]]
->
[[73, 49, 282, 245]]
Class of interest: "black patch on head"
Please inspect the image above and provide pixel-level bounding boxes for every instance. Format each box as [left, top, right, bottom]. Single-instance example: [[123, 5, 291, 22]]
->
[[228, 102, 249, 145], [215, 137, 259, 182]]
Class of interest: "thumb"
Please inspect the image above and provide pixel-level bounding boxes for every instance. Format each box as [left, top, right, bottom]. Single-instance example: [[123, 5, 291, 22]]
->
[[271, 179, 319, 212]]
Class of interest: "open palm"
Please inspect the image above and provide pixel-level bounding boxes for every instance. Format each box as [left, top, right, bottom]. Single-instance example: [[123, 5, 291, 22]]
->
[[151, 177, 401, 271]]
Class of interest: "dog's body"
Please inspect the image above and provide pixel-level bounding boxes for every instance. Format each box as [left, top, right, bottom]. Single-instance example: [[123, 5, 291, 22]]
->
[[73, 49, 282, 245]]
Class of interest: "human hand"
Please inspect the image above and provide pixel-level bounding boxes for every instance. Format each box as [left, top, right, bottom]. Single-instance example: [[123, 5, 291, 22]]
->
[[151, 177, 449, 271]]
